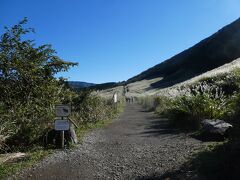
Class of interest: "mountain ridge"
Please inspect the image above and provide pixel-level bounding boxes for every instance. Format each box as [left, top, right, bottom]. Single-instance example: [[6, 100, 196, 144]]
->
[[68, 81, 96, 89], [127, 17, 240, 89]]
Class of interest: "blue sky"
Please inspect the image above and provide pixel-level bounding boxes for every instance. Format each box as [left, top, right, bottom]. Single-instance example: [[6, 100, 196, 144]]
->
[[1, 0, 240, 83]]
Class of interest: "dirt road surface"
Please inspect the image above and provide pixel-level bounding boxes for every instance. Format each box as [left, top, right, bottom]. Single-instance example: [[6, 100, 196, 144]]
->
[[11, 104, 205, 180]]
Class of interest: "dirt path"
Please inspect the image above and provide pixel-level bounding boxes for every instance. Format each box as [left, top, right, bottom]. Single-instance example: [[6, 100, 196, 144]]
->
[[12, 104, 205, 180]]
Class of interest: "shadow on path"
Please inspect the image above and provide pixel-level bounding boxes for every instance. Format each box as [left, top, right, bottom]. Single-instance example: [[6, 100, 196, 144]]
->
[[136, 139, 240, 180], [140, 113, 181, 137], [136, 120, 240, 180]]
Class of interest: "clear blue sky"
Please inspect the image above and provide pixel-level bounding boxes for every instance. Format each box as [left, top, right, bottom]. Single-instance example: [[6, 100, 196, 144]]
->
[[1, 0, 240, 83]]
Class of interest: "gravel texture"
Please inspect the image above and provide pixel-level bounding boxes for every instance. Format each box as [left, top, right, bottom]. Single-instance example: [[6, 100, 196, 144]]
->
[[10, 104, 206, 180]]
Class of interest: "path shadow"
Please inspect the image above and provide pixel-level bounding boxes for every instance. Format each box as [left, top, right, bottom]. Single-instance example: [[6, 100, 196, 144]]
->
[[140, 115, 181, 137], [136, 127, 240, 180]]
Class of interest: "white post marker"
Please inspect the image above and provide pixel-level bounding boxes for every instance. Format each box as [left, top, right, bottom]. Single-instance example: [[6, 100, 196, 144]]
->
[[113, 93, 118, 103]]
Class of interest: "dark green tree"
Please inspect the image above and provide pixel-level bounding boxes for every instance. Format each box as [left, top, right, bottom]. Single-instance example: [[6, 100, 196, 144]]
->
[[0, 18, 77, 145]]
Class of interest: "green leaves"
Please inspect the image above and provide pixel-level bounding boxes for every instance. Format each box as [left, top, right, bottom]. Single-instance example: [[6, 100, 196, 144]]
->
[[0, 18, 77, 147]]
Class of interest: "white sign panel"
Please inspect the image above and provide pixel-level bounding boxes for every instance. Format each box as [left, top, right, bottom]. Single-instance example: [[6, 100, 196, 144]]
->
[[55, 105, 71, 117], [54, 120, 70, 131]]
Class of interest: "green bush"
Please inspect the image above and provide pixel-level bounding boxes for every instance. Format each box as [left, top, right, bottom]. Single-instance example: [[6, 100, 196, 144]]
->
[[154, 96, 172, 116], [71, 91, 123, 125], [167, 94, 230, 130], [226, 93, 240, 121]]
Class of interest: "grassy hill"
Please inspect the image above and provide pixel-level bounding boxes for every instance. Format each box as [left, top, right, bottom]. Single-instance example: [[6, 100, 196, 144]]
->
[[127, 18, 240, 89]]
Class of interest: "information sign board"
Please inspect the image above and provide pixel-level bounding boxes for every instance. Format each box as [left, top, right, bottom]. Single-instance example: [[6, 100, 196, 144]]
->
[[55, 105, 71, 117], [54, 120, 70, 131]]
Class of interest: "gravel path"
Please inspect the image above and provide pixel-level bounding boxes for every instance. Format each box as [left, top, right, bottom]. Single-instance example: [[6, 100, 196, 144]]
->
[[12, 104, 206, 180]]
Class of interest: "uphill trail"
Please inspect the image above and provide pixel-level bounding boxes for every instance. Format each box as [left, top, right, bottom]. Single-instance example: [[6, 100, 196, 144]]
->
[[13, 104, 206, 180]]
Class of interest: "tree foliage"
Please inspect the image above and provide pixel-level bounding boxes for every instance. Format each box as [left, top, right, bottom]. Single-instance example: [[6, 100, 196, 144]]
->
[[0, 18, 77, 145]]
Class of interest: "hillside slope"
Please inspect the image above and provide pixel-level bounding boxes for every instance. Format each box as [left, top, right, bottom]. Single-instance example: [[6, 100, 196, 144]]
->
[[127, 18, 240, 88], [68, 81, 95, 89], [99, 58, 240, 98], [150, 57, 240, 97]]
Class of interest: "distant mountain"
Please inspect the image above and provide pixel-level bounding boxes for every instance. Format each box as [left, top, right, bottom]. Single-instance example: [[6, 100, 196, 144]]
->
[[89, 82, 119, 90], [127, 18, 240, 88], [68, 81, 96, 89], [68, 81, 120, 90]]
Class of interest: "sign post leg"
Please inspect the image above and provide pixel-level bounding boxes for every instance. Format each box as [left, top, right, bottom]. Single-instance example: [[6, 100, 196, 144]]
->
[[60, 130, 64, 148]]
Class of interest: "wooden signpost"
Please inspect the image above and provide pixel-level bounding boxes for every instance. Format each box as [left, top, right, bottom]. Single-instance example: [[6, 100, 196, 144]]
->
[[54, 105, 71, 148]]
